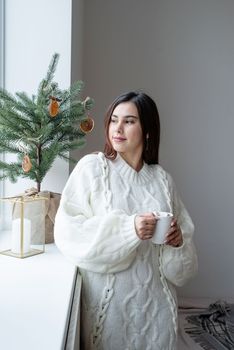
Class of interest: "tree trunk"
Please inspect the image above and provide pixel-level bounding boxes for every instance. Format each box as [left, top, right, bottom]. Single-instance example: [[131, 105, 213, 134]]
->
[[37, 182, 41, 193], [36, 144, 42, 193]]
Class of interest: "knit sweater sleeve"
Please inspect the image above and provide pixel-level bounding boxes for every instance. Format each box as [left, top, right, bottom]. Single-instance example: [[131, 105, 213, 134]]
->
[[160, 172, 198, 287], [54, 154, 141, 273]]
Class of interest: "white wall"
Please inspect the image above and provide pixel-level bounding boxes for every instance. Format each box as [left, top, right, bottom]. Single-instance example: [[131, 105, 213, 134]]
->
[[72, 0, 234, 298], [70, 0, 85, 168], [4, 0, 72, 196]]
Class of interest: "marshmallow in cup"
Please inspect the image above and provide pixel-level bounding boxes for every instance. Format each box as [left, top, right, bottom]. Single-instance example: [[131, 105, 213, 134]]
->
[[151, 211, 173, 244]]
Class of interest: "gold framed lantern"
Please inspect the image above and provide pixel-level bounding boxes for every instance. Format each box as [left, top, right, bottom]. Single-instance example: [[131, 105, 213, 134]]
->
[[0, 195, 47, 258]]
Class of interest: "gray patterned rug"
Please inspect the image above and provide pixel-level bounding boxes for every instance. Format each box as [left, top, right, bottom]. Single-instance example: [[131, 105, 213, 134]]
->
[[182, 300, 234, 350]]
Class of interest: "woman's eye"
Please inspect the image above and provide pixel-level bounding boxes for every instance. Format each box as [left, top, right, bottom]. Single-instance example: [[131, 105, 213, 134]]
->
[[110, 118, 116, 123], [126, 120, 135, 124]]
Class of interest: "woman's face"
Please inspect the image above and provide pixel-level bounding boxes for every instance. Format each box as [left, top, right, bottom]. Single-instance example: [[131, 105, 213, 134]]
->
[[108, 102, 143, 159]]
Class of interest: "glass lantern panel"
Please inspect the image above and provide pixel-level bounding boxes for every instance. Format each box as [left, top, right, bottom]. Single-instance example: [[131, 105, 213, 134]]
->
[[0, 195, 46, 258]]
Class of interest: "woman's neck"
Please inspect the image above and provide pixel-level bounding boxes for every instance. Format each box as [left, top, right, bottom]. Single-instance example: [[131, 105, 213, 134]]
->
[[118, 152, 143, 172]]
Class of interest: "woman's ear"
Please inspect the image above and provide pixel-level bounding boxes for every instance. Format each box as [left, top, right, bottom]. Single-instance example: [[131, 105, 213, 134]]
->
[[146, 133, 149, 151]]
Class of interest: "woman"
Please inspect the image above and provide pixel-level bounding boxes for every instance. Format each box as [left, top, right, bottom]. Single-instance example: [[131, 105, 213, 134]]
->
[[54, 91, 198, 350]]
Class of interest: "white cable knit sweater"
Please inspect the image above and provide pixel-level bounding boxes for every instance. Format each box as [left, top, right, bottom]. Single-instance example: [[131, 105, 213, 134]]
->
[[54, 152, 198, 350]]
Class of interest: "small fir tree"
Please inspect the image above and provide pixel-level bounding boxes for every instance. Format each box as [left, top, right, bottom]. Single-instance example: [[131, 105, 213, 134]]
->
[[0, 53, 94, 192]]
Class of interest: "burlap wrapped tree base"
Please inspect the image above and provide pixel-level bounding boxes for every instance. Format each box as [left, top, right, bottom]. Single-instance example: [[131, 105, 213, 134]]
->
[[12, 191, 61, 244], [39, 191, 61, 243]]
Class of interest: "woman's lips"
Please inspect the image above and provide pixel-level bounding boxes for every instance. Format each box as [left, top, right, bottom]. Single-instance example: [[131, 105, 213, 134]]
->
[[112, 137, 126, 142]]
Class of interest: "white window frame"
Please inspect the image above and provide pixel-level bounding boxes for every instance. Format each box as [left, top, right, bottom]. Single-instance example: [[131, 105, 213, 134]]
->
[[0, 0, 5, 87], [0, 0, 5, 218]]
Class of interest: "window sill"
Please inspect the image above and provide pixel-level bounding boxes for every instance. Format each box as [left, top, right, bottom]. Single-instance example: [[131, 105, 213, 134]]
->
[[0, 244, 81, 350]]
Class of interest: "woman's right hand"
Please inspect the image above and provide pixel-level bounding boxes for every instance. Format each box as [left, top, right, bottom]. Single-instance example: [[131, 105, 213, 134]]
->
[[134, 213, 157, 240]]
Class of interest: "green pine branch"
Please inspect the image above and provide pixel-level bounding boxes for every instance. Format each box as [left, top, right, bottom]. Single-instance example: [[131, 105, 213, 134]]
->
[[0, 53, 94, 192]]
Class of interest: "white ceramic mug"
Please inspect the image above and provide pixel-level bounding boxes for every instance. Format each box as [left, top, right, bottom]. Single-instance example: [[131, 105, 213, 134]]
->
[[151, 211, 173, 244]]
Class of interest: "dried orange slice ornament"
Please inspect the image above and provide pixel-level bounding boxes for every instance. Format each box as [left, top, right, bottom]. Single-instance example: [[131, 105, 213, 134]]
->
[[49, 96, 62, 117], [22, 155, 32, 173], [80, 117, 94, 133]]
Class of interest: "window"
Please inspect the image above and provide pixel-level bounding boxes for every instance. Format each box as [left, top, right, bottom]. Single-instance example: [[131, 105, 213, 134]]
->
[[0, 0, 4, 87], [0, 0, 5, 221]]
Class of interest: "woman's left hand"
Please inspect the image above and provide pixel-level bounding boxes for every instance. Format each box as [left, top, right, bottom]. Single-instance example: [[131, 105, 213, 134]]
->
[[165, 218, 183, 247]]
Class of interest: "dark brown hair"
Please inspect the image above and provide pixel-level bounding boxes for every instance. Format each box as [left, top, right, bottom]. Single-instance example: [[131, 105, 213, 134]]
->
[[103, 91, 160, 164]]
